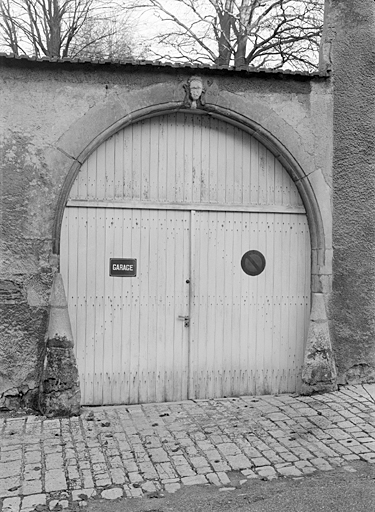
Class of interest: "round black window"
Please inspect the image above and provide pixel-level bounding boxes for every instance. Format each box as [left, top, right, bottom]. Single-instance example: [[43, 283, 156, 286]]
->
[[241, 250, 266, 276]]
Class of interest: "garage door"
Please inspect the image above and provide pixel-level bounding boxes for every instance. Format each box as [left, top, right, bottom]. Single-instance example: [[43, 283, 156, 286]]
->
[[60, 113, 310, 405]]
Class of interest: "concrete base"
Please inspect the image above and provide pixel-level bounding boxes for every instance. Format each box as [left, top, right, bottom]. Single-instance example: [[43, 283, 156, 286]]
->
[[301, 293, 337, 394]]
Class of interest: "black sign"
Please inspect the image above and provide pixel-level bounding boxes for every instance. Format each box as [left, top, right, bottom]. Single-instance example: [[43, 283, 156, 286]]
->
[[110, 259, 137, 277], [241, 250, 266, 276]]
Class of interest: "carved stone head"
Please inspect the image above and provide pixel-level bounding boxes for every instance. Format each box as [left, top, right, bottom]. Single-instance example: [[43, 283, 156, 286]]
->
[[183, 76, 206, 109]]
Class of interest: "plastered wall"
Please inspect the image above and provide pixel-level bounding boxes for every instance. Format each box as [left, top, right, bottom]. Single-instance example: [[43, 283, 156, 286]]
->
[[323, 0, 375, 383], [0, 57, 333, 410]]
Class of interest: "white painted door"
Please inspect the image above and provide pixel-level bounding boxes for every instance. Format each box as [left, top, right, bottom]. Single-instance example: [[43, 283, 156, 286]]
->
[[61, 206, 310, 404], [60, 113, 311, 405], [189, 210, 310, 399], [61, 207, 191, 405]]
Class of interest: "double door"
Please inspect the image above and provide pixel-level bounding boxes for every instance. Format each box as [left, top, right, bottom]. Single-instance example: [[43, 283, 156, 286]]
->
[[61, 206, 310, 405]]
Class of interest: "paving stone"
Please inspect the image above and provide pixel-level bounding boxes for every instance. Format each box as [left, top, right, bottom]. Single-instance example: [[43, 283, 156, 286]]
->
[[175, 465, 196, 477], [0, 451, 22, 463], [280, 452, 299, 462], [141, 481, 159, 493], [216, 443, 241, 456], [101, 488, 123, 500], [24, 452, 41, 465], [360, 453, 375, 463], [81, 471, 95, 488], [72, 489, 96, 501], [128, 472, 143, 484], [95, 477, 112, 487], [49, 499, 69, 511], [124, 485, 143, 498], [225, 454, 252, 469], [251, 457, 270, 467], [206, 473, 221, 486], [217, 472, 231, 485], [20, 494, 46, 512], [148, 448, 169, 463], [277, 465, 303, 477], [256, 466, 277, 479], [210, 460, 231, 472], [155, 463, 178, 480], [20, 480, 42, 496], [342, 454, 361, 461], [189, 456, 209, 469], [1, 497, 21, 512], [181, 475, 207, 486], [45, 469, 67, 492], [344, 443, 370, 454], [310, 458, 333, 471]]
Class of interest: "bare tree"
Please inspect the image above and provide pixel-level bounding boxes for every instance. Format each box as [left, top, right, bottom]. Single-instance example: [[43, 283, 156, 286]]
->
[[0, 0, 137, 59], [127, 0, 324, 71]]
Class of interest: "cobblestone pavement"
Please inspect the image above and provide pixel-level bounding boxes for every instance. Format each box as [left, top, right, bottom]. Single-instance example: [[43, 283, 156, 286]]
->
[[2, 385, 375, 511]]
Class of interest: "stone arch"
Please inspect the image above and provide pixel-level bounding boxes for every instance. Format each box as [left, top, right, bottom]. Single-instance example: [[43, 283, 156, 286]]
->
[[53, 101, 336, 395]]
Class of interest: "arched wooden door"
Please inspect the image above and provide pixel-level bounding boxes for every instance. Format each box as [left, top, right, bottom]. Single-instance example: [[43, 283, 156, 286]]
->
[[60, 113, 311, 405]]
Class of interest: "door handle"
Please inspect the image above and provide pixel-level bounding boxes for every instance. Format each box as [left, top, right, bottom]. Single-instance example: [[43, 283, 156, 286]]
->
[[178, 315, 190, 327]]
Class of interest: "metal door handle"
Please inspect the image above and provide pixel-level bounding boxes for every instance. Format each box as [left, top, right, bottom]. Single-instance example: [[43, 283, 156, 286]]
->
[[178, 315, 190, 327]]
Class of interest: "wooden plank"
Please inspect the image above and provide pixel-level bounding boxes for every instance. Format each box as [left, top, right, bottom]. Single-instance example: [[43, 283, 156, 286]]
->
[[155, 210, 168, 402], [263, 213, 275, 393], [131, 122, 142, 201], [149, 117, 159, 202], [200, 116, 210, 203], [86, 153, 97, 200], [105, 135, 115, 200], [158, 116, 168, 202], [92, 208, 106, 404], [110, 208, 127, 404], [83, 208, 98, 405], [204, 211, 218, 397], [192, 116, 202, 203], [123, 123, 133, 200], [167, 114, 177, 203], [95, 142, 106, 201], [174, 115, 185, 203], [123, 209, 141, 404], [66, 200, 305, 214], [183, 114, 193, 203], [230, 211, 242, 394], [114, 131, 124, 199], [208, 117, 218, 203], [165, 210, 177, 401], [250, 138, 260, 205], [271, 214, 283, 394], [258, 143, 268, 205], [101, 209, 114, 405], [266, 149, 275, 206], [141, 119, 151, 201], [136, 209, 151, 403], [188, 209, 196, 399], [242, 132, 251, 206], [232, 127, 243, 204]]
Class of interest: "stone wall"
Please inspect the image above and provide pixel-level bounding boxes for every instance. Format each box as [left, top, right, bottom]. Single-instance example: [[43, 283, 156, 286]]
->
[[322, 0, 375, 384], [0, 56, 333, 412]]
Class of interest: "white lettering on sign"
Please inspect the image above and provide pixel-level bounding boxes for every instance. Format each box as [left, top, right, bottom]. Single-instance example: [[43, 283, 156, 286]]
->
[[112, 264, 133, 271]]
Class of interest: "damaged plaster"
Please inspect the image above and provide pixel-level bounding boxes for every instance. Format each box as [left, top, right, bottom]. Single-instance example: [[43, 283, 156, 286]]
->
[[1, 55, 335, 412]]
